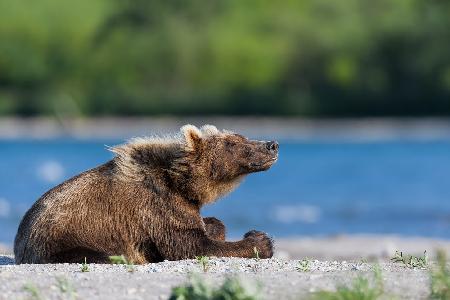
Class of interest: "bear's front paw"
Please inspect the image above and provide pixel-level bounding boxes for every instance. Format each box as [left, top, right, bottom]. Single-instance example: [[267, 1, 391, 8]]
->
[[204, 217, 226, 240], [243, 230, 274, 258]]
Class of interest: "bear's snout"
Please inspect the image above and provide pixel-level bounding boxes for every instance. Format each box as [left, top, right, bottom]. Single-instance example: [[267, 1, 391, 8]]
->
[[265, 141, 279, 154]]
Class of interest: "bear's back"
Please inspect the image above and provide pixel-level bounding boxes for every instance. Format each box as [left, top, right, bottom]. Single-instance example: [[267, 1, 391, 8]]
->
[[14, 161, 126, 263]]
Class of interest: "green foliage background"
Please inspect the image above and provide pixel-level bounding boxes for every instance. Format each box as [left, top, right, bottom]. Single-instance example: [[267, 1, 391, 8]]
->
[[0, 0, 449, 116]]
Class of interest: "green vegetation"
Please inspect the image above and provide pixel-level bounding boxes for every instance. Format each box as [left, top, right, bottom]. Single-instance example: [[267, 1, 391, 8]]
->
[[196, 256, 210, 273], [391, 250, 428, 269], [24, 278, 77, 300], [297, 259, 311, 272], [56, 277, 77, 300], [169, 275, 261, 300], [109, 255, 136, 272], [311, 265, 384, 300], [80, 257, 89, 272], [109, 255, 129, 265], [23, 283, 43, 300], [0, 0, 449, 117], [253, 247, 260, 260], [430, 251, 450, 299]]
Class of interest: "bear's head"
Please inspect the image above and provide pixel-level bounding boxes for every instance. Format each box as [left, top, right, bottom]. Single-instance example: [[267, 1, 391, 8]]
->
[[177, 124, 278, 204], [182, 124, 278, 178]]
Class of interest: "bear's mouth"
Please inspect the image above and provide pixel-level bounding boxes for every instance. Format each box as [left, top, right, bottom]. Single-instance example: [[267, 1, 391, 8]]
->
[[249, 157, 278, 171]]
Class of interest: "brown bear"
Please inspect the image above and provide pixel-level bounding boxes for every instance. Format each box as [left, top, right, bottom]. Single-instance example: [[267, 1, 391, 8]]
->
[[14, 125, 279, 264]]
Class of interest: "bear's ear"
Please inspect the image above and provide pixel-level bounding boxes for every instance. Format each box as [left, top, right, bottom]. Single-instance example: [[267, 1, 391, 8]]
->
[[181, 124, 203, 150], [201, 124, 219, 135]]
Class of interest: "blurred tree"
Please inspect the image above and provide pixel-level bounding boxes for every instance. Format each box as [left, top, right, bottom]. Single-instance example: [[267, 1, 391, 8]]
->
[[0, 0, 448, 116]]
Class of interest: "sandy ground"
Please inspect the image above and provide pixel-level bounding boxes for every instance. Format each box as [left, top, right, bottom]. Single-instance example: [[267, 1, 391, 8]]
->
[[1, 235, 448, 299]]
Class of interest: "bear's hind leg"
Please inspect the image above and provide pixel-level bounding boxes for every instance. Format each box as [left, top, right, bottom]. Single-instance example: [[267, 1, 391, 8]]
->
[[203, 217, 226, 241], [48, 247, 110, 264]]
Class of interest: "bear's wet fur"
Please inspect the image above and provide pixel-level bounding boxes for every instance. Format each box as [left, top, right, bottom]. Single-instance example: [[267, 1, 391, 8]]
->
[[14, 125, 279, 264]]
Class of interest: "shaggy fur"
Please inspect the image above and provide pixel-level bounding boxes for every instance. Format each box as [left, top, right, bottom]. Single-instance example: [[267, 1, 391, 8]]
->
[[14, 125, 279, 264]]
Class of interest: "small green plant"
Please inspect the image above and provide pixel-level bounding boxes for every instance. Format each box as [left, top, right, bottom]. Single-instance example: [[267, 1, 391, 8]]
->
[[312, 278, 379, 300], [430, 250, 450, 299], [127, 264, 136, 272], [169, 274, 261, 300], [311, 265, 384, 300], [23, 283, 43, 300], [109, 255, 128, 264], [109, 255, 135, 272], [80, 257, 89, 272], [56, 277, 77, 300], [372, 264, 383, 289], [391, 250, 428, 269], [297, 259, 311, 272], [196, 256, 210, 273], [253, 247, 260, 260]]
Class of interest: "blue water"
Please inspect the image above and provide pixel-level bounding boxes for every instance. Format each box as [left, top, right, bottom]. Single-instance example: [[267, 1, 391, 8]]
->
[[1, 138, 450, 245]]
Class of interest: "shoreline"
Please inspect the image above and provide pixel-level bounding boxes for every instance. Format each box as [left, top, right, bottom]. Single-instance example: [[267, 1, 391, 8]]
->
[[275, 234, 450, 260], [2, 234, 450, 261], [2, 116, 450, 140]]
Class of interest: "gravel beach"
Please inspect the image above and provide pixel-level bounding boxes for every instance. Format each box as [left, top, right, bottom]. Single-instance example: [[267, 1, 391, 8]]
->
[[2, 234, 449, 300], [0, 255, 433, 300]]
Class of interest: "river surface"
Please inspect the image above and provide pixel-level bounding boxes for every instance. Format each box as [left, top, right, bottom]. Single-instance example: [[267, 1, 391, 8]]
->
[[1, 138, 450, 245]]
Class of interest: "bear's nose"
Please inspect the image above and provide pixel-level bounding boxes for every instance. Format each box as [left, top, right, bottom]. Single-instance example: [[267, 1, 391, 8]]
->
[[265, 141, 279, 153]]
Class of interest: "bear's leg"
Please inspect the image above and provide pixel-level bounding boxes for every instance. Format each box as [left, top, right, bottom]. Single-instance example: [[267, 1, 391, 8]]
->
[[158, 229, 273, 260], [47, 247, 111, 264], [203, 230, 274, 258], [203, 217, 226, 241]]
